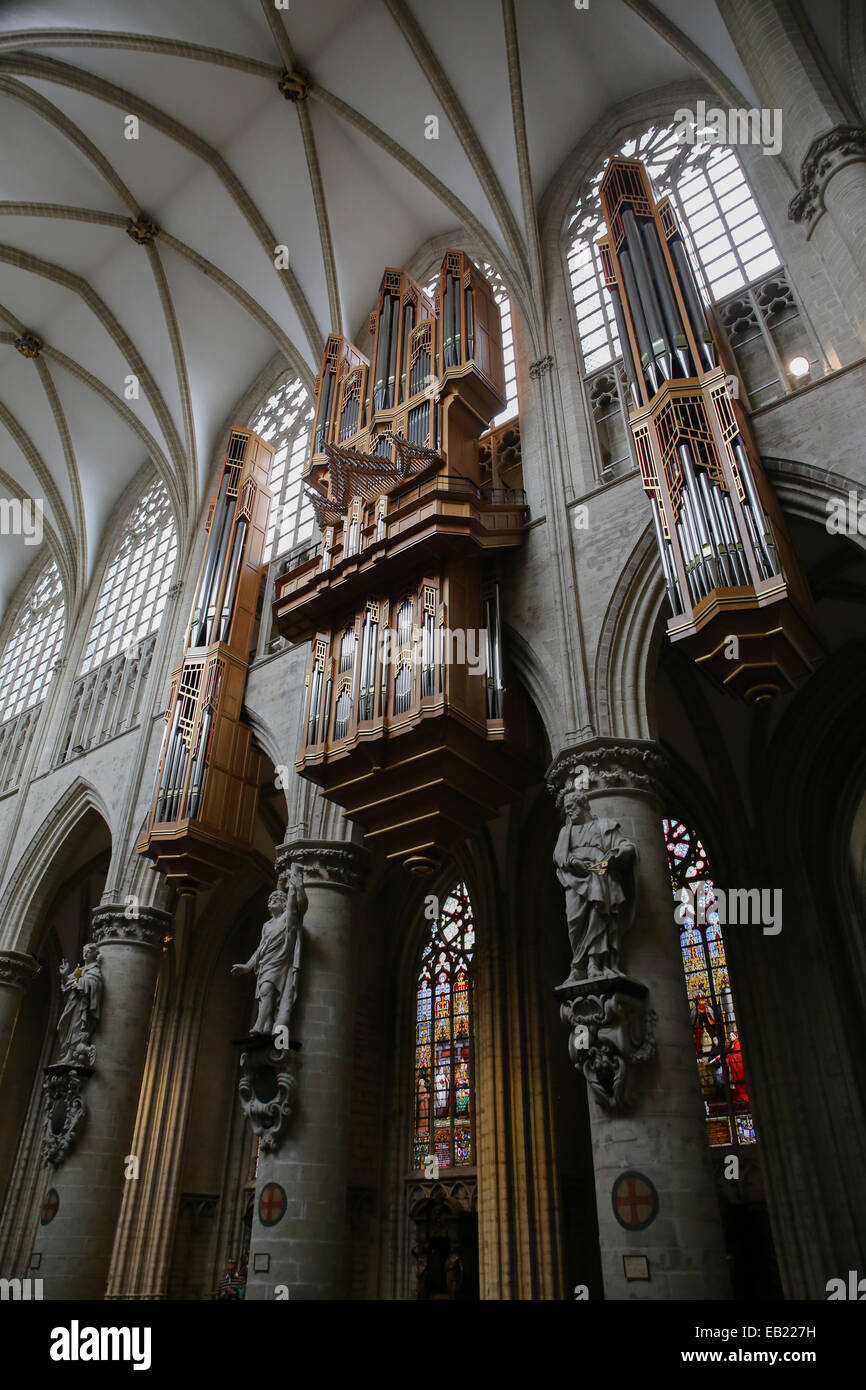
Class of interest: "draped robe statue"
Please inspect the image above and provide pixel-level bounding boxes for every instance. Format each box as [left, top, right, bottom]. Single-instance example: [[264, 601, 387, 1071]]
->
[[232, 865, 308, 1035], [56, 943, 103, 1065], [554, 788, 636, 982]]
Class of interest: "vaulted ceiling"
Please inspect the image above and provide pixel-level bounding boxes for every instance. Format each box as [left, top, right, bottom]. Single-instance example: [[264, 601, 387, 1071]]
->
[[0, 0, 846, 622]]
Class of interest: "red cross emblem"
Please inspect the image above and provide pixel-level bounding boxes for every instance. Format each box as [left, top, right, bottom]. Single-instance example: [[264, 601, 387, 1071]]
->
[[259, 1182, 286, 1227], [612, 1171, 657, 1230], [41, 1188, 60, 1225]]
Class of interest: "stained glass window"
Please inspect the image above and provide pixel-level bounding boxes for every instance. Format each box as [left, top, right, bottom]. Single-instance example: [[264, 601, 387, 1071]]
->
[[412, 882, 476, 1172], [663, 819, 756, 1149]]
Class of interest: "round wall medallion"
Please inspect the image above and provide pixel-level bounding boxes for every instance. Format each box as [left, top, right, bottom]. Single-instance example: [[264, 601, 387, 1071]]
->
[[41, 1188, 60, 1225], [611, 1170, 658, 1230], [258, 1182, 287, 1227]]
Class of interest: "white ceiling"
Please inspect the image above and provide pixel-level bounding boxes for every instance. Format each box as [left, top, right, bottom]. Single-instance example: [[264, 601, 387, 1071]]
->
[[0, 0, 845, 620]]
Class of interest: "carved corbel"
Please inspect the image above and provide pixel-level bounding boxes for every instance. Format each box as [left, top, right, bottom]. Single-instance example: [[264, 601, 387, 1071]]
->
[[558, 976, 656, 1110], [237, 1038, 298, 1154]]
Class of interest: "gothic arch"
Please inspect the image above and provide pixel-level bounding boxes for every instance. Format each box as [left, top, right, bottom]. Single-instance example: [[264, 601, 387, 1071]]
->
[[594, 458, 866, 743], [0, 775, 112, 955]]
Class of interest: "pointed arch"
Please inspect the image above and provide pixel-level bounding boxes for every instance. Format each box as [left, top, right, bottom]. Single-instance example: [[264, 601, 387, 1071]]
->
[[0, 776, 112, 955]]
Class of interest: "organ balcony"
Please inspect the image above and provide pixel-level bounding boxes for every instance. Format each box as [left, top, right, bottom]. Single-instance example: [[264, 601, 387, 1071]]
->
[[598, 157, 822, 701], [275, 252, 539, 874], [138, 427, 272, 893], [272, 455, 528, 645]]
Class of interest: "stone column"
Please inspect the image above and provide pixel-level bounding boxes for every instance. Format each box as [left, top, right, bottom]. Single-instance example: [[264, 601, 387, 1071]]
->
[[549, 742, 731, 1300], [244, 839, 369, 1301], [0, 951, 40, 1085], [717, 0, 866, 344], [34, 905, 171, 1301]]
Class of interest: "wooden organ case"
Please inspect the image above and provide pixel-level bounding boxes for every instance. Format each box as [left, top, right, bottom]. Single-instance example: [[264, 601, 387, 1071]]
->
[[272, 250, 533, 874], [138, 428, 272, 892], [598, 157, 821, 701]]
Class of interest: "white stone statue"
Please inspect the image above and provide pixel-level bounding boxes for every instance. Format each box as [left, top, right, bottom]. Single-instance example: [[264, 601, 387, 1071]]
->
[[55, 944, 103, 1066], [231, 866, 307, 1035], [553, 784, 636, 982]]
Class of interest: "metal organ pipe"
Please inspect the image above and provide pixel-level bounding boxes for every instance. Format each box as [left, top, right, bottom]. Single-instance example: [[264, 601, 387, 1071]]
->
[[373, 293, 399, 411], [154, 699, 182, 822], [443, 273, 461, 368], [162, 698, 188, 823], [307, 664, 322, 745], [678, 490, 709, 601], [650, 499, 683, 615], [464, 287, 475, 360], [618, 248, 658, 395], [315, 368, 335, 453], [716, 489, 751, 585], [483, 584, 505, 718], [186, 706, 213, 820], [400, 302, 415, 402], [668, 238, 716, 372], [190, 469, 233, 647], [215, 516, 248, 645], [698, 470, 735, 587], [640, 220, 692, 377], [733, 440, 779, 578], [201, 490, 238, 649], [168, 730, 189, 823], [621, 209, 670, 377], [607, 282, 642, 407], [677, 445, 719, 587]]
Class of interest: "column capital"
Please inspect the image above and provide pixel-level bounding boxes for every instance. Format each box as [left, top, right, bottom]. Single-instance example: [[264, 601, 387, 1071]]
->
[[789, 124, 866, 230], [0, 949, 41, 992], [275, 838, 371, 892], [546, 738, 670, 805], [91, 904, 173, 951]]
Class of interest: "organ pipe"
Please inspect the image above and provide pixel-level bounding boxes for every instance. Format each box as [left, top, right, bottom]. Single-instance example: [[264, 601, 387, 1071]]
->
[[597, 155, 820, 702]]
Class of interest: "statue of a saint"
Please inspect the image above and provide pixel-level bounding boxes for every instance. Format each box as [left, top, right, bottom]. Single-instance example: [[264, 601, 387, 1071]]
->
[[55, 943, 103, 1065], [231, 865, 307, 1035], [553, 785, 636, 982]]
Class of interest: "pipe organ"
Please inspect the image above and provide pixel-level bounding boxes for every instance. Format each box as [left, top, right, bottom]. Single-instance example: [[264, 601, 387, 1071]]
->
[[138, 428, 272, 892], [598, 157, 821, 701], [273, 250, 534, 875]]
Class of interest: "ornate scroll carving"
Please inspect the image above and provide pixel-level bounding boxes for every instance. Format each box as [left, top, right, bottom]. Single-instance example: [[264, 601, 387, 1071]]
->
[[42, 1064, 92, 1165], [789, 124, 866, 229], [558, 977, 656, 1110], [237, 1039, 297, 1153]]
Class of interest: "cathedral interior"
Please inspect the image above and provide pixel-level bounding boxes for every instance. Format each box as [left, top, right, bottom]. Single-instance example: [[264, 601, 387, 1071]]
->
[[1, 0, 865, 1308]]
